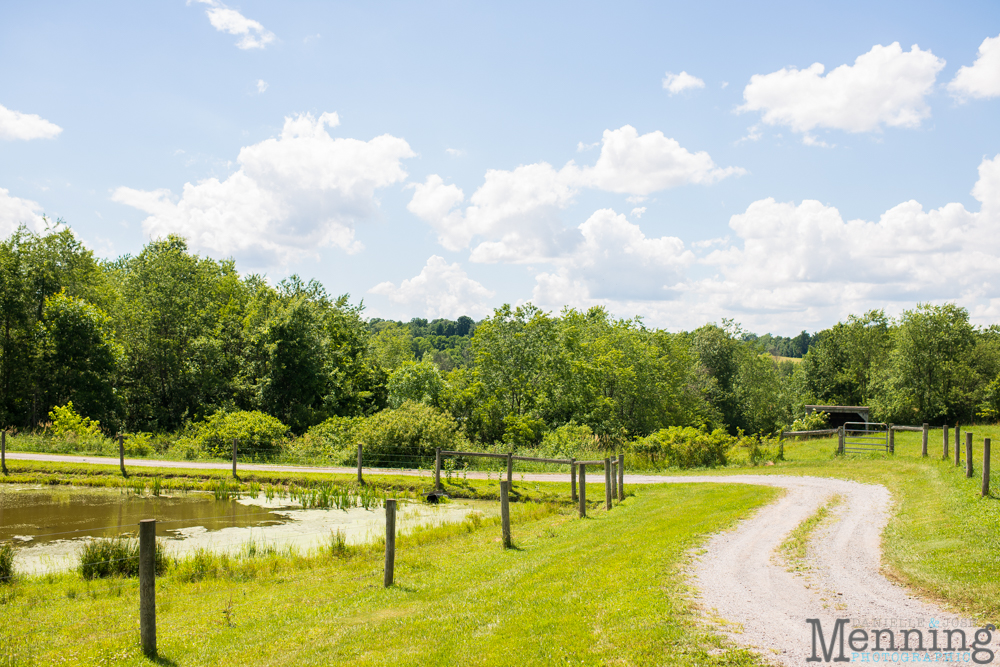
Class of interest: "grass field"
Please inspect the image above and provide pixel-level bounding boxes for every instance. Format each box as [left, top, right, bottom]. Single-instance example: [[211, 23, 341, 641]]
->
[[0, 482, 778, 666], [2, 425, 1000, 663]]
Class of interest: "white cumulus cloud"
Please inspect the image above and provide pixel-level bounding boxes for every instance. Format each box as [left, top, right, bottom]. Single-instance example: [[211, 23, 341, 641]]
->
[[113, 112, 414, 267], [0, 103, 62, 141], [948, 32, 1000, 100], [741, 43, 945, 136], [523, 154, 1000, 333], [532, 209, 694, 309], [684, 154, 1000, 330], [0, 187, 46, 237], [369, 256, 495, 319], [256, 79, 268, 93], [662, 71, 705, 94], [192, 0, 275, 50], [408, 125, 741, 262], [577, 125, 745, 194]]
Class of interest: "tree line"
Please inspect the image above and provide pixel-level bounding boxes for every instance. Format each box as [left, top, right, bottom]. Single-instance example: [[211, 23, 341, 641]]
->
[[2, 226, 999, 448]]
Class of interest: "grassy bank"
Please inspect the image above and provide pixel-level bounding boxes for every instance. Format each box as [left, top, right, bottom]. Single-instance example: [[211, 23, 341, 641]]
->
[[0, 458, 576, 506], [0, 483, 777, 666]]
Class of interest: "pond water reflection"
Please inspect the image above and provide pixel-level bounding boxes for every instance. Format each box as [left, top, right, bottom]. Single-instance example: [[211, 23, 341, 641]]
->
[[0, 485, 488, 575]]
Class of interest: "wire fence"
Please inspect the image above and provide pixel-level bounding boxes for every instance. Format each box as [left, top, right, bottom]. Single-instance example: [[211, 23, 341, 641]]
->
[[0, 443, 629, 661]]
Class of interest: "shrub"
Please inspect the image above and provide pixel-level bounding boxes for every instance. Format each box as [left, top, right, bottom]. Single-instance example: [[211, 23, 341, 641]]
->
[[540, 422, 595, 458], [79, 536, 166, 579], [630, 426, 734, 468], [0, 542, 15, 583], [502, 413, 546, 448], [122, 432, 154, 456], [188, 410, 290, 458], [357, 401, 465, 466], [789, 410, 829, 432], [292, 415, 363, 463], [729, 433, 784, 466], [49, 402, 102, 438]]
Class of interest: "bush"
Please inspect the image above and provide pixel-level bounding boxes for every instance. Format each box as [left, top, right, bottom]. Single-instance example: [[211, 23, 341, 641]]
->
[[630, 426, 734, 468], [49, 401, 102, 438], [789, 410, 829, 432], [540, 422, 595, 458], [187, 411, 290, 458], [502, 414, 546, 448], [357, 401, 465, 466], [122, 432, 155, 456], [79, 536, 167, 579], [287, 416, 363, 464], [0, 542, 15, 584], [729, 433, 784, 466]]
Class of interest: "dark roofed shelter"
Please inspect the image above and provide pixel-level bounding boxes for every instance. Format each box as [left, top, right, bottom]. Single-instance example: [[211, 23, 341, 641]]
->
[[804, 405, 870, 428]]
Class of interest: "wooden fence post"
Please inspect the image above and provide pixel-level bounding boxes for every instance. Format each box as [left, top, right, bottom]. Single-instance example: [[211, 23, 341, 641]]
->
[[955, 425, 961, 466], [943, 424, 949, 460], [604, 458, 612, 511], [982, 438, 991, 498], [357, 444, 363, 484], [838, 425, 845, 454], [888, 425, 894, 454], [232, 438, 238, 479], [921, 423, 929, 457], [578, 464, 586, 518], [119, 434, 126, 476], [610, 459, 617, 502], [966, 432, 974, 479], [384, 499, 396, 587], [434, 448, 441, 490], [500, 480, 512, 548], [618, 453, 624, 501], [506, 453, 513, 488], [139, 519, 156, 658], [570, 458, 577, 502], [1, 430, 6, 475]]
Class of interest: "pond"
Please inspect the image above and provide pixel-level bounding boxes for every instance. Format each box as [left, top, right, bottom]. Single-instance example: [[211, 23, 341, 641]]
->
[[0, 485, 490, 575]]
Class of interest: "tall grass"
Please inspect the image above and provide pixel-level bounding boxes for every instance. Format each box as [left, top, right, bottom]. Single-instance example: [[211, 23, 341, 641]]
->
[[0, 542, 16, 584], [78, 536, 166, 579]]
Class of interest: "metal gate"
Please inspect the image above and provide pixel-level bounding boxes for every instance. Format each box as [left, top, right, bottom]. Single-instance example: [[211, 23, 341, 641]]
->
[[843, 422, 888, 453]]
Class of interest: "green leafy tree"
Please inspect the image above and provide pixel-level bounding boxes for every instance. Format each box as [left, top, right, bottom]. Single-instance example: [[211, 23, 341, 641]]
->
[[370, 324, 415, 372], [387, 360, 444, 408], [37, 292, 120, 427], [874, 303, 976, 423], [111, 236, 242, 430]]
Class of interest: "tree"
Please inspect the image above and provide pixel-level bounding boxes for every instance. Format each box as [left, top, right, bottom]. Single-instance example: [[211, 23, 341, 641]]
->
[[467, 304, 558, 444], [111, 235, 241, 430], [249, 296, 328, 432], [387, 360, 444, 408], [36, 292, 120, 428], [800, 310, 890, 407], [874, 303, 976, 423], [0, 224, 108, 428], [370, 325, 414, 372]]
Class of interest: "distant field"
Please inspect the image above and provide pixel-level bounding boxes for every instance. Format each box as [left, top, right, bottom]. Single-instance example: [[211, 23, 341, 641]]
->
[[771, 355, 803, 363]]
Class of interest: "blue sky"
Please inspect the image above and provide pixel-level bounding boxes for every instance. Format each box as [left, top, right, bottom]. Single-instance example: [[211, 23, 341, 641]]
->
[[2, 1, 1000, 334]]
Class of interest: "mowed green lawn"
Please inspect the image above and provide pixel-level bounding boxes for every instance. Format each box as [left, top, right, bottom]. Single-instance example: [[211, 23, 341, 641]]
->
[[1, 483, 778, 666]]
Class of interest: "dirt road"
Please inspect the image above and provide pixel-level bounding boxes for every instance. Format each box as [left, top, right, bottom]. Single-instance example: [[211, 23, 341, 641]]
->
[[5, 453, 967, 663]]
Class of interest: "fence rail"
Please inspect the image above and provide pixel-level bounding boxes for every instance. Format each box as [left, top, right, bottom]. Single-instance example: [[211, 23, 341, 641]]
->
[[780, 428, 840, 438], [843, 422, 889, 454]]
